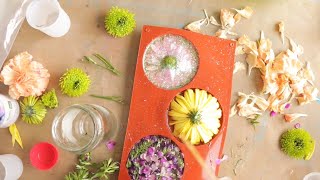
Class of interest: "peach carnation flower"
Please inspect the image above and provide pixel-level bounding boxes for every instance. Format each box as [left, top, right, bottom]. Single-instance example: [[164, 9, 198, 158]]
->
[[0, 52, 50, 99]]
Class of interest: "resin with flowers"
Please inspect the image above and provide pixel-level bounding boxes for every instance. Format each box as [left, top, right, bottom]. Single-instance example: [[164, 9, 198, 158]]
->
[[126, 135, 185, 180]]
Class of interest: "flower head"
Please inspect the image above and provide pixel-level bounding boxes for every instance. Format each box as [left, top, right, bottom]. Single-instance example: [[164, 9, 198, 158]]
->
[[59, 68, 91, 97], [0, 52, 50, 99], [41, 89, 58, 108], [104, 7, 136, 38], [20, 96, 47, 124], [280, 129, 315, 160], [169, 89, 222, 145]]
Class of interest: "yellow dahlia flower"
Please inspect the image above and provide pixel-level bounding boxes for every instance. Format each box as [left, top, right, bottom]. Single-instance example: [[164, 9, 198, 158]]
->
[[169, 89, 222, 145]]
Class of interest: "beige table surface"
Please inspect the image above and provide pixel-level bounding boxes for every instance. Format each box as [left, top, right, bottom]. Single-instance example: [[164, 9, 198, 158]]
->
[[0, 0, 320, 179]]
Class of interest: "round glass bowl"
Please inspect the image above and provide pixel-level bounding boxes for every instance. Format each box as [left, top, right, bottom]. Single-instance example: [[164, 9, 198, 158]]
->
[[168, 89, 222, 145], [143, 34, 199, 90], [126, 135, 184, 179], [52, 104, 118, 154]]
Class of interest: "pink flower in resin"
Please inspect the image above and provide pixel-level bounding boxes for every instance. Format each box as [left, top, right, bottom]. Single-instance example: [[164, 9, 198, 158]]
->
[[143, 34, 199, 90], [0, 52, 50, 99]]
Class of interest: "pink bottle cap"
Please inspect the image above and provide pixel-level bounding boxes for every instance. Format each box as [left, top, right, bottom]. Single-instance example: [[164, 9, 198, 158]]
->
[[30, 142, 58, 170]]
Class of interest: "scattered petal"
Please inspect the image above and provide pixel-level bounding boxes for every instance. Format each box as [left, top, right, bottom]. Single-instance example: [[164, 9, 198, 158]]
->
[[284, 113, 307, 123], [215, 155, 228, 165], [234, 13, 242, 24], [285, 103, 291, 109], [106, 140, 116, 151], [220, 8, 235, 30], [229, 104, 237, 117], [270, 111, 277, 117], [232, 6, 254, 19], [184, 19, 206, 33], [215, 29, 228, 39], [209, 16, 221, 26], [233, 61, 246, 74], [9, 123, 23, 149], [278, 21, 285, 44], [294, 123, 301, 129]]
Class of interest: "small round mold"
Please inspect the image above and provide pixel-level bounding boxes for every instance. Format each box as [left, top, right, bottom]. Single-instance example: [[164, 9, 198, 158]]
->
[[167, 88, 223, 145], [126, 135, 184, 179], [143, 34, 199, 90]]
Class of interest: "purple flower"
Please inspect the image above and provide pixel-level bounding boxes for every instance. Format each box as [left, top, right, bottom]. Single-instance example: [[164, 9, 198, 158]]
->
[[294, 123, 301, 129], [270, 111, 277, 117], [106, 140, 116, 151], [285, 103, 291, 109]]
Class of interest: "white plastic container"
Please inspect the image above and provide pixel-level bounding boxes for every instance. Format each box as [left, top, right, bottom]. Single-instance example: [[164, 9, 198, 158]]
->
[[0, 94, 20, 128], [0, 154, 23, 180], [26, 0, 70, 37], [303, 172, 320, 180]]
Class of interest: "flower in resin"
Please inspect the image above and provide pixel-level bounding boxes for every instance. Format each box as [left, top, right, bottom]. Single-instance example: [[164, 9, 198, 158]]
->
[[126, 135, 184, 179], [0, 52, 50, 99], [143, 34, 199, 90]]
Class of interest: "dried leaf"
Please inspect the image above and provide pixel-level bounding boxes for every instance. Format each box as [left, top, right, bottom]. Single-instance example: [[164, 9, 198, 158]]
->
[[278, 21, 285, 44], [233, 61, 246, 74], [9, 123, 23, 149], [232, 6, 254, 19], [284, 113, 307, 122]]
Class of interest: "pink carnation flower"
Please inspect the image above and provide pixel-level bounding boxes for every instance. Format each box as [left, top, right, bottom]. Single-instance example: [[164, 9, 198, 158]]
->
[[0, 52, 50, 99]]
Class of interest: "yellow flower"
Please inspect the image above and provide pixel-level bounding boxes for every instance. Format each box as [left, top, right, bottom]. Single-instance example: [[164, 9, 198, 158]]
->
[[169, 89, 222, 145]]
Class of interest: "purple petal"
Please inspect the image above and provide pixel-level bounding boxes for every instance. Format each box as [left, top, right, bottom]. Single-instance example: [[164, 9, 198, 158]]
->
[[106, 140, 116, 151], [294, 123, 301, 129], [270, 111, 277, 117], [215, 159, 222, 165], [285, 103, 291, 109]]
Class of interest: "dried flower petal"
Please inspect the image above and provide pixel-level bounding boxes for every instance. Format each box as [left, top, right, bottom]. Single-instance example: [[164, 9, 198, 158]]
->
[[215, 29, 228, 39], [278, 21, 285, 44], [220, 9, 235, 30], [233, 61, 246, 74], [184, 19, 206, 33], [284, 113, 307, 123], [234, 13, 242, 24], [270, 111, 277, 117], [209, 16, 220, 26], [215, 155, 228, 165], [232, 6, 253, 19], [294, 123, 301, 129], [289, 38, 304, 57], [285, 103, 291, 109], [229, 104, 237, 117], [106, 140, 116, 151]]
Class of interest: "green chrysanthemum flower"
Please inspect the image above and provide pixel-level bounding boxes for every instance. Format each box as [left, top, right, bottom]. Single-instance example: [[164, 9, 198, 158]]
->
[[280, 129, 315, 160], [60, 68, 91, 97], [104, 6, 136, 38], [41, 89, 58, 108], [20, 96, 47, 125]]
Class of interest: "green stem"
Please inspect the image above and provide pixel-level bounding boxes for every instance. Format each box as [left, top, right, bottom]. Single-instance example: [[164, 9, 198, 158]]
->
[[90, 94, 124, 104], [93, 53, 121, 76]]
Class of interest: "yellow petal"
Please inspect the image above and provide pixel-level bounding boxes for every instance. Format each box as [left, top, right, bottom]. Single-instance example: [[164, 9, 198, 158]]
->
[[9, 123, 23, 149]]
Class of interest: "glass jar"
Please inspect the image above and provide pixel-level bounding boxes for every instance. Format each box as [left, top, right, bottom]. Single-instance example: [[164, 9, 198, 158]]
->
[[0, 94, 20, 128], [51, 104, 118, 154]]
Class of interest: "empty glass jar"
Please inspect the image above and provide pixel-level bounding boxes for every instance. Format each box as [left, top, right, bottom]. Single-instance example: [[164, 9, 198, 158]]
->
[[52, 104, 118, 154]]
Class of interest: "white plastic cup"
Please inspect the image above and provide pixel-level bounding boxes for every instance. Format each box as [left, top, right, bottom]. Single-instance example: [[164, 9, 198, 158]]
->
[[0, 154, 23, 180], [26, 0, 71, 37]]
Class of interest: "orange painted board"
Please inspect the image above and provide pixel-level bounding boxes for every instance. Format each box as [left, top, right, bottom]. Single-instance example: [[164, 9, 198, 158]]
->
[[119, 25, 236, 179]]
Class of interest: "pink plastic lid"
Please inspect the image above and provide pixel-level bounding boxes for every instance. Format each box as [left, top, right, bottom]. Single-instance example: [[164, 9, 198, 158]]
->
[[30, 142, 59, 170]]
